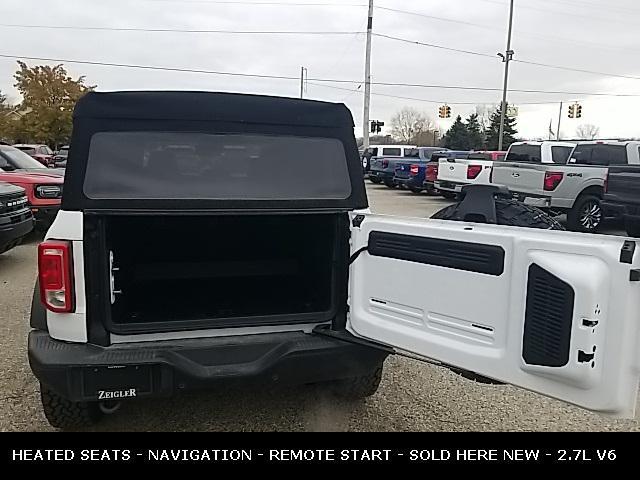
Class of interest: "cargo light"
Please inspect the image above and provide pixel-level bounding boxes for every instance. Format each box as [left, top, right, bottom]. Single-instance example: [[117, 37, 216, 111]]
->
[[38, 240, 74, 313], [410, 164, 419, 175]]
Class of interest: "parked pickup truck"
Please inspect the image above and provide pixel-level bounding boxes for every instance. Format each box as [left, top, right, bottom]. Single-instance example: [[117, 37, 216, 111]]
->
[[435, 151, 506, 199], [362, 144, 415, 175], [28, 91, 640, 429], [368, 146, 420, 188], [422, 150, 471, 198], [601, 142, 640, 237], [393, 147, 449, 193], [493, 140, 640, 232], [0, 181, 33, 254]]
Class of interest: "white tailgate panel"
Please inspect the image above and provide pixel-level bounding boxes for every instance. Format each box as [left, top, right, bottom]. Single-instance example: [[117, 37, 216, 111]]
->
[[349, 215, 640, 417]]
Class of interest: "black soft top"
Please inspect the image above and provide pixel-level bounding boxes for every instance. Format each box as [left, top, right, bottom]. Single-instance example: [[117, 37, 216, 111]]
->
[[63, 91, 367, 212], [74, 91, 355, 127]]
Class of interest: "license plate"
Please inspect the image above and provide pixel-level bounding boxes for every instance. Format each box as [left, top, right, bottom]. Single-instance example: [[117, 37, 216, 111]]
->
[[82, 365, 153, 399]]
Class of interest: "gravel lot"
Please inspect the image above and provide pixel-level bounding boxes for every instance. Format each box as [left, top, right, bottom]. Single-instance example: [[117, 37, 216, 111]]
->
[[0, 183, 638, 431]]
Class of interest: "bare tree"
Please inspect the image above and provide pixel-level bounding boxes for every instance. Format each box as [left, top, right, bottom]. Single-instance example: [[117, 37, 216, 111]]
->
[[390, 107, 434, 144], [576, 124, 600, 140], [475, 104, 498, 132]]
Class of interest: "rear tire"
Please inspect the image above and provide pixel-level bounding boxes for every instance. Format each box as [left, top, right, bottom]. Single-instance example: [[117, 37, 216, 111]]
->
[[40, 383, 103, 430], [369, 177, 382, 184], [441, 191, 457, 199], [432, 197, 565, 230], [625, 217, 640, 237], [410, 187, 423, 194], [330, 364, 383, 400], [384, 180, 396, 188], [566, 194, 602, 233]]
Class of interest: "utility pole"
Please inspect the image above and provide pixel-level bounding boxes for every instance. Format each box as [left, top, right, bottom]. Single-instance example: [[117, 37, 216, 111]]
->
[[299, 66, 307, 99], [556, 101, 563, 140], [362, 0, 374, 149], [498, 0, 514, 151]]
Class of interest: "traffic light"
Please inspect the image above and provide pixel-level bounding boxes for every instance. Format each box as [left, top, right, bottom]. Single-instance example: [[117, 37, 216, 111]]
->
[[568, 104, 575, 118], [576, 104, 582, 118], [438, 105, 451, 118], [370, 120, 384, 133]]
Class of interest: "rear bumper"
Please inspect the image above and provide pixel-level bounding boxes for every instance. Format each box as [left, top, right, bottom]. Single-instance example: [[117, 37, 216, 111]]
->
[[28, 330, 387, 402], [0, 209, 34, 248], [394, 177, 422, 189], [435, 180, 464, 193], [369, 170, 394, 182]]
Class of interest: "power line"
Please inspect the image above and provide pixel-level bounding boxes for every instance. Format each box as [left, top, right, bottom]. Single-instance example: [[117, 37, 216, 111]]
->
[[374, 32, 640, 81], [475, 0, 638, 26], [1, 52, 639, 98], [375, 4, 640, 54], [513, 59, 640, 81], [0, 24, 364, 35], [372, 33, 496, 59], [143, 1, 366, 5], [308, 81, 563, 106]]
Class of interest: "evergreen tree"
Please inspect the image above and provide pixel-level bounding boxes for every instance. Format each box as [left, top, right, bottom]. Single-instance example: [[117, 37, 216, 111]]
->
[[465, 113, 485, 150], [485, 104, 518, 150], [442, 115, 470, 149]]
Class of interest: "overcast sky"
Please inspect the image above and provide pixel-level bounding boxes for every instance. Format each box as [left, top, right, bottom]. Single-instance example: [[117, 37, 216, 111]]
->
[[1, 0, 640, 141]]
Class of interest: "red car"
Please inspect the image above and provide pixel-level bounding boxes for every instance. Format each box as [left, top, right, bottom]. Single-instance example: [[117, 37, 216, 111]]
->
[[0, 145, 63, 230], [13, 144, 55, 167]]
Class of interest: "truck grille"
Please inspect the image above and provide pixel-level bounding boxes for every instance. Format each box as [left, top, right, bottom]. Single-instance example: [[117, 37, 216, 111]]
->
[[0, 195, 29, 215], [522, 264, 574, 367]]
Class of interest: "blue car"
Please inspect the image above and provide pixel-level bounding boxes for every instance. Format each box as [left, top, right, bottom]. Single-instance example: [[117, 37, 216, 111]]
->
[[393, 147, 450, 193]]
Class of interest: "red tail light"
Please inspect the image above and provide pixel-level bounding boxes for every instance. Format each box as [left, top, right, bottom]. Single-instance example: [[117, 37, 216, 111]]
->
[[410, 164, 419, 176], [467, 164, 483, 179], [544, 171, 564, 191], [426, 164, 438, 182], [38, 240, 74, 313], [382, 159, 389, 168]]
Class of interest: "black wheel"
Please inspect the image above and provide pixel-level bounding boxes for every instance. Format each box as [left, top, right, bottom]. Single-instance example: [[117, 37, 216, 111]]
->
[[625, 217, 640, 237], [432, 197, 564, 230], [567, 194, 602, 233], [384, 180, 396, 188], [329, 364, 383, 400], [410, 187, 423, 194], [441, 191, 457, 199], [40, 383, 103, 430], [369, 177, 382, 184]]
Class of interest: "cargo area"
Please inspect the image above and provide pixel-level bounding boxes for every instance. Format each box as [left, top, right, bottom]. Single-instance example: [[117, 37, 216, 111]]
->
[[99, 214, 344, 332]]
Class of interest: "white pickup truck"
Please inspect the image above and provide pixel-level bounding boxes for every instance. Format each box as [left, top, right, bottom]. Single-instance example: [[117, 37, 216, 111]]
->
[[435, 151, 506, 198], [490, 141, 640, 232]]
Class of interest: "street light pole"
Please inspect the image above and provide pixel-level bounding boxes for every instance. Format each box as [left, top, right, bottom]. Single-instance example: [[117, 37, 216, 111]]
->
[[300, 66, 307, 99], [363, 0, 374, 149], [556, 101, 563, 140], [498, 0, 514, 151]]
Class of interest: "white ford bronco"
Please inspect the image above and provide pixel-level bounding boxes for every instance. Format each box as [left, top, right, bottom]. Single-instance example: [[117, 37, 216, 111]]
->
[[29, 91, 640, 429]]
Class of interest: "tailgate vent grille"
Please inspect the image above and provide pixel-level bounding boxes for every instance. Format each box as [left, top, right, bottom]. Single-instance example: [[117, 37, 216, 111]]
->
[[522, 264, 574, 367]]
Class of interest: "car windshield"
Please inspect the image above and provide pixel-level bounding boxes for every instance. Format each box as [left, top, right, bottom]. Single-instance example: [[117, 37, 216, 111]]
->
[[506, 145, 542, 163], [404, 148, 420, 158], [0, 145, 47, 169], [15, 146, 36, 155]]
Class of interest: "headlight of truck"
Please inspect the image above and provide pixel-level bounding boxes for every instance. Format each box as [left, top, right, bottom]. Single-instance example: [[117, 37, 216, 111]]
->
[[36, 185, 62, 198]]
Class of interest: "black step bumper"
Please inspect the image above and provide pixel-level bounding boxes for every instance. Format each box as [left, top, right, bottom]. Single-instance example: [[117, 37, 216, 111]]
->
[[28, 330, 387, 402]]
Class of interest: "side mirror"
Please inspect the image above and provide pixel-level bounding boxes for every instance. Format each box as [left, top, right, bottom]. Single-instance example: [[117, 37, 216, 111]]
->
[[1, 165, 15, 171]]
